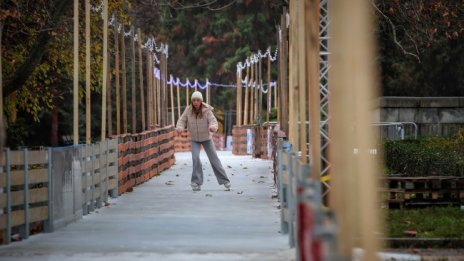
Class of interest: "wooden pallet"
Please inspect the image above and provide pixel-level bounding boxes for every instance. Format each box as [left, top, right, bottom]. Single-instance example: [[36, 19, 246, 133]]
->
[[381, 176, 464, 208]]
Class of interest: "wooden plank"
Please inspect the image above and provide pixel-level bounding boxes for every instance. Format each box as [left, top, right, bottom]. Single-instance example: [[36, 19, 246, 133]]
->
[[0, 168, 48, 187], [93, 172, 102, 185], [108, 178, 118, 190], [0, 188, 48, 208], [0, 206, 48, 229], [283, 208, 289, 222], [7, 150, 48, 165], [108, 152, 118, 164], [108, 166, 117, 177], [86, 189, 101, 202]]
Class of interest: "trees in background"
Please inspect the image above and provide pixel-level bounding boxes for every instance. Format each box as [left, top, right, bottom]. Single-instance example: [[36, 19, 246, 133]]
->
[[1, 0, 464, 147], [375, 0, 464, 96]]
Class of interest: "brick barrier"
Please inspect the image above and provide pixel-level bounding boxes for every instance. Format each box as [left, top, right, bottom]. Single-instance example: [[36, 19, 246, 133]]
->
[[232, 125, 276, 158], [174, 131, 224, 152], [117, 126, 176, 194]]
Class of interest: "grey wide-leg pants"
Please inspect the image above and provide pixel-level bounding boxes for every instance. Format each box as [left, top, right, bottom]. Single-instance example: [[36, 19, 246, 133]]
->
[[191, 139, 230, 186]]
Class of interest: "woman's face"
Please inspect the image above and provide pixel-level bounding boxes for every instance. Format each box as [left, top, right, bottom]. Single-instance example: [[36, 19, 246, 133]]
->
[[192, 98, 202, 109]]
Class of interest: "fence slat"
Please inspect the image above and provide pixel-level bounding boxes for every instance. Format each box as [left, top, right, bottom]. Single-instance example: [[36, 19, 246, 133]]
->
[[0, 168, 47, 187], [0, 206, 48, 229]]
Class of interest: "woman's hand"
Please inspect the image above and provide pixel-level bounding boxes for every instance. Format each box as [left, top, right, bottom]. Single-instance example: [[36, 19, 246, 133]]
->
[[208, 126, 216, 132]]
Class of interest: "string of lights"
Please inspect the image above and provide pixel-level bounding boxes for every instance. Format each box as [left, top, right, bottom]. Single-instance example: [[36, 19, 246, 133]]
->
[[90, 2, 277, 90], [236, 46, 278, 73]]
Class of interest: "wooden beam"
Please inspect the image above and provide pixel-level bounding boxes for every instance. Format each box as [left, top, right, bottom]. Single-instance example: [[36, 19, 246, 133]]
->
[[329, 0, 383, 259], [130, 27, 136, 133], [249, 62, 254, 125], [186, 78, 190, 107], [297, 0, 307, 162], [85, 0, 91, 144], [288, 1, 299, 147], [280, 9, 289, 135], [114, 19, 121, 135], [243, 66, 249, 125], [137, 28, 145, 131], [147, 52, 153, 128], [177, 80, 181, 120], [101, 0, 108, 141], [170, 74, 175, 126], [72, 0, 79, 144], [121, 25, 128, 134], [266, 56, 271, 125], [236, 72, 241, 126], [307, 0, 321, 178]]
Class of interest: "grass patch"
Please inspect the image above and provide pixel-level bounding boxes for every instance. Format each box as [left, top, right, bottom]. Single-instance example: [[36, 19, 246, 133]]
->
[[387, 207, 464, 238]]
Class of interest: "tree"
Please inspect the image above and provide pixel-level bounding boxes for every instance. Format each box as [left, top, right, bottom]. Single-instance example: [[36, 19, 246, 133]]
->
[[375, 0, 464, 96]]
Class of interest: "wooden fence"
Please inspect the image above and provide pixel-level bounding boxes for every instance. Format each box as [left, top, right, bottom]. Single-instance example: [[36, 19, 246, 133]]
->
[[0, 149, 52, 245], [0, 126, 177, 245], [80, 139, 119, 215]]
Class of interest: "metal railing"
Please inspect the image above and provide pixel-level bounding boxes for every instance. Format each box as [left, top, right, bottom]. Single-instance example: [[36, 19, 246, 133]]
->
[[277, 138, 338, 260], [374, 121, 418, 140]]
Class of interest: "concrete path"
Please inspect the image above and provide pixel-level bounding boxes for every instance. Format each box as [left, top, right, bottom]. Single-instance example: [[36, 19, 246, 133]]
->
[[0, 151, 294, 261]]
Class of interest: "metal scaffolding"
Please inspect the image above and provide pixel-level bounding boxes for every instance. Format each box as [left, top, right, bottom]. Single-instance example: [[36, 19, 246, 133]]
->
[[320, 0, 331, 196]]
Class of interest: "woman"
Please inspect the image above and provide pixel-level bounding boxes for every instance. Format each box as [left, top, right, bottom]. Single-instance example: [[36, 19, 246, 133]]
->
[[176, 91, 231, 191]]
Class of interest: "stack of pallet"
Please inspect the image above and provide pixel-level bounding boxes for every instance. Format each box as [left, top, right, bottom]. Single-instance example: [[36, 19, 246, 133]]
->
[[382, 176, 464, 208]]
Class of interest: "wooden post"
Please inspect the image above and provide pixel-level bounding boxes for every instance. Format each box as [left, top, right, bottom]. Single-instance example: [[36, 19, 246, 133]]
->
[[85, 0, 91, 144], [121, 25, 128, 134], [147, 52, 153, 128], [170, 75, 175, 126], [243, 66, 250, 125], [329, 0, 383, 259], [0, 22, 2, 127], [186, 78, 190, 107], [163, 54, 168, 127], [130, 27, 136, 133], [206, 79, 210, 104], [266, 56, 271, 125], [73, 0, 79, 144], [307, 0, 321, 179], [236, 71, 242, 127], [297, 0, 307, 162], [176, 78, 181, 120], [114, 18, 121, 135], [156, 65, 160, 127], [137, 28, 145, 131], [288, 1, 299, 148], [107, 65, 112, 137], [153, 62, 157, 127], [280, 8, 289, 135], [101, 0, 108, 141], [258, 60, 263, 125], [249, 62, 254, 125]]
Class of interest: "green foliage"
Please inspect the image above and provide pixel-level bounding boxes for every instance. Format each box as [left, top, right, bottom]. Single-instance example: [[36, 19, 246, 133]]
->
[[384, 131, 464, 176], [387, 207, 464, 239]]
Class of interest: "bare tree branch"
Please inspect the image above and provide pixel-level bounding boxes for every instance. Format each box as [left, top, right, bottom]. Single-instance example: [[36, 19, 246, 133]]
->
[[372, 1, 421, 63]]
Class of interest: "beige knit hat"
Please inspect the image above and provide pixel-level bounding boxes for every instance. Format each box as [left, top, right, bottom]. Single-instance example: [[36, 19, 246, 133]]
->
[[191, 91, 203, 101]]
